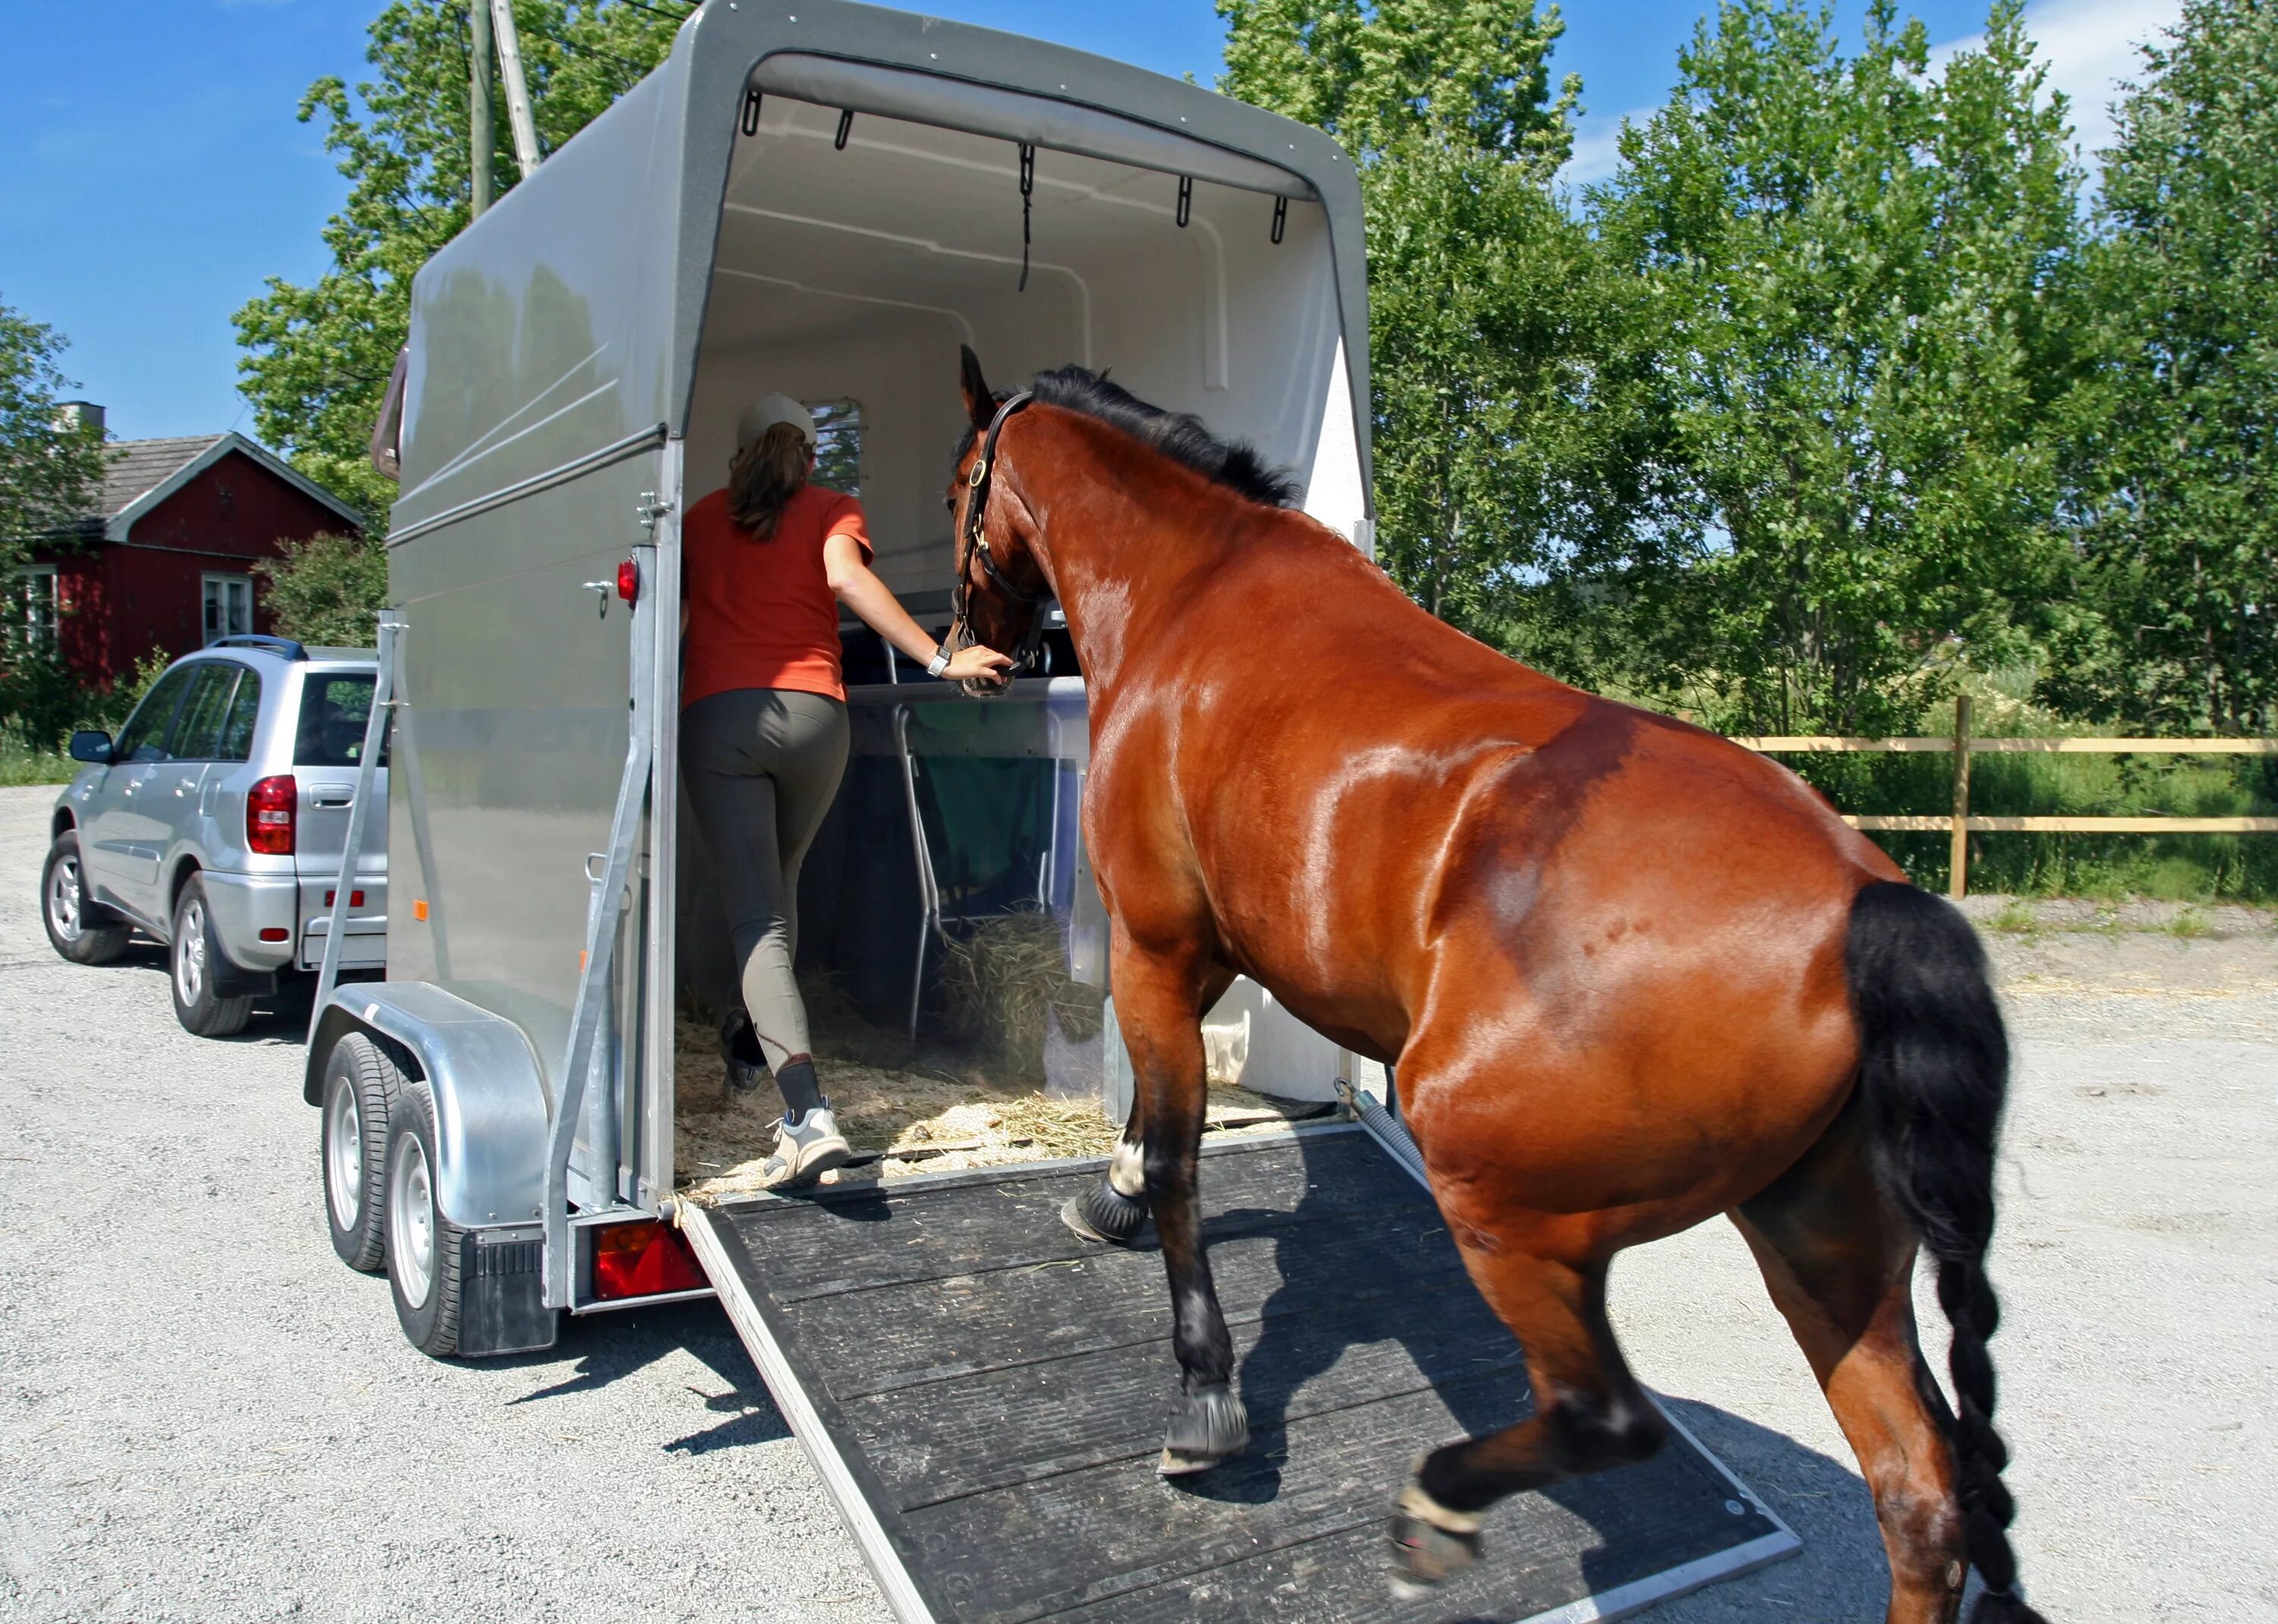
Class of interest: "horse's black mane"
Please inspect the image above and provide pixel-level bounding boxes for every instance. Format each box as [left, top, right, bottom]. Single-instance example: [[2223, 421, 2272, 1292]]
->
[[968, 365, 1303, 509]]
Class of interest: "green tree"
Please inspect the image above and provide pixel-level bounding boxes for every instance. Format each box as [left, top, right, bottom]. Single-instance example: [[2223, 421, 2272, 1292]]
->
[[0, 299, 106, 573], [2052, 0, 2278, 735], [257, 531, 392, 648], [1219, 1, 1625, 631], [1579, 0, 2085, 735], [233, 1, 685, 528]]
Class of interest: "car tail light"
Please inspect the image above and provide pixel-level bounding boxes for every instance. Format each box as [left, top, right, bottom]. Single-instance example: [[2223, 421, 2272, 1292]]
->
[[259, 927, 289, 942], [615, 557, 639, 603], [591, 1219, 705, 1301], [323, 890, 365, 908], [247, 774, 295, 856]]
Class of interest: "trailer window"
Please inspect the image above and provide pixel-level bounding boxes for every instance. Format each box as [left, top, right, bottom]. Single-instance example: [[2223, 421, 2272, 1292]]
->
[[296, 673, 390, 768], [809, 399, 863, 496]]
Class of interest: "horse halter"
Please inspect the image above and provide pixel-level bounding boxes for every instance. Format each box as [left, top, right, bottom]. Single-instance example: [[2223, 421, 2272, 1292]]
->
[[951, 389, 1052, 676]]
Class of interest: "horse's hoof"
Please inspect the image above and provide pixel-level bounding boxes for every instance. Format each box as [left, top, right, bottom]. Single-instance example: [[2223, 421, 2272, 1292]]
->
[[1158, 1382, 1248, 1475], [1062, 1181, 1147, 1246], [1390, 1477, 1482, 1594]]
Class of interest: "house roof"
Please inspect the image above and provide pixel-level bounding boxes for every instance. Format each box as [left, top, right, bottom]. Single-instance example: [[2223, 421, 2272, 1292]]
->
[[63, 432, 366, 541]]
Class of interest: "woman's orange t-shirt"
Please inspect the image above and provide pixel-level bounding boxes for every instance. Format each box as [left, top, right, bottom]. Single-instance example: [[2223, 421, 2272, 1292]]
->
[[681, 482, 871, 706]]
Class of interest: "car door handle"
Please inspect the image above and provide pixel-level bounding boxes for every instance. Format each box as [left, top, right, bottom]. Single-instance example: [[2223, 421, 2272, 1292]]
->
[[311, 790, 354, 808]]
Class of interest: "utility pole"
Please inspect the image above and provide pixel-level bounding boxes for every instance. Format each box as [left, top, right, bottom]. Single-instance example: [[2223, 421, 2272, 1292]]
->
[[491, 0, 543, 179], [469, 0, 497, 217]]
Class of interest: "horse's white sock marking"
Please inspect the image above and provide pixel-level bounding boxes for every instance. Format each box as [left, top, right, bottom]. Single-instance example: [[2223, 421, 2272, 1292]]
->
[[1109, 1138, 1146, 1198]]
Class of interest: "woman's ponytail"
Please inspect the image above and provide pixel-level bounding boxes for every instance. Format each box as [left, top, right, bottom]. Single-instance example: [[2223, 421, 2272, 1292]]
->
[[728, 421, 812, 539]]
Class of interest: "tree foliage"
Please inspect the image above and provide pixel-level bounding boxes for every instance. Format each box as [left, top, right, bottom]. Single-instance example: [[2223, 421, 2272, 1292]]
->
[[256, 531, 392, 648], [1219, 0, 1617, 629], [2050, 0, 2278, 734], [233, 1, 685, 528], [1570, 0, 2085, 734], [0, 299, 106, 570]]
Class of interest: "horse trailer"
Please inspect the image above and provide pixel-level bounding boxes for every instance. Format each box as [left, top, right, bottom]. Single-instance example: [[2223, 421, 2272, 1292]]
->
[[306, 4, 1797, 1616]]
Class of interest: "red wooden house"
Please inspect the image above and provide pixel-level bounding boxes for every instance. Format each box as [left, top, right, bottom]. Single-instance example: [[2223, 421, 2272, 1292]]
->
[[20, 405, 366, 686]]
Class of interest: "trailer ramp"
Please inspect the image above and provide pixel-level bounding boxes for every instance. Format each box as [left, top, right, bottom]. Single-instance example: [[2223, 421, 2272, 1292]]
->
[[681, 1125, 1797, 1623]]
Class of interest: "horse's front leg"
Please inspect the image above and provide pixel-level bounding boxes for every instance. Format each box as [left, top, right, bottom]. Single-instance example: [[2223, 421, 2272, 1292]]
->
[[1108, 938, 1247, 1474]]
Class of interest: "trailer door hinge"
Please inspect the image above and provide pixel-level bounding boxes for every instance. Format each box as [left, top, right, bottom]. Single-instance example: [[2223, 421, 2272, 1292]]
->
[[637, 492, 673, 531]]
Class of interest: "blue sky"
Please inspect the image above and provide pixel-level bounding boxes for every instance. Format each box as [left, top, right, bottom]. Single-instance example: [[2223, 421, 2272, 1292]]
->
[[0, 0, 2180, 445]]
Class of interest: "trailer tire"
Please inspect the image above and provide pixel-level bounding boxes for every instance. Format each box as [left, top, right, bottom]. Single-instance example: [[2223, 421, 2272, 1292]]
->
[[321, 1033, 403, 1272], [384, 1083, 465, 1357], [41, 831, 131, 966], [169, 875, 254, 1038]]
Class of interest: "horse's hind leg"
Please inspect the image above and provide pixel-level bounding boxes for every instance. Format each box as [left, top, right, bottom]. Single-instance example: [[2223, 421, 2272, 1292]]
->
[[1734, 1103, 1969, 1624], [1393, 1247, 1667, 1594]]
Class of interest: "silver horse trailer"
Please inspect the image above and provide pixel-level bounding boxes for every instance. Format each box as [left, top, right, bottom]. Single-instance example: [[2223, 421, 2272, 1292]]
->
[[305, 6, 1797, 1618]]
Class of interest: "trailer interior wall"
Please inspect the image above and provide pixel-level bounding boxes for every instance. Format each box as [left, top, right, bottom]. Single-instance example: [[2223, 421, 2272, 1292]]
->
[[686, 87, 1365, 605], [676, 86, 1361, 1099]]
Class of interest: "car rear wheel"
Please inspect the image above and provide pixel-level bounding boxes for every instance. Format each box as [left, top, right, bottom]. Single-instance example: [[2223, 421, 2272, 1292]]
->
[[322, 1033, 405, 1271], [170, 875, 254, 1038], [41, 831, 130, 966], [386, 1083, 466, 1357]]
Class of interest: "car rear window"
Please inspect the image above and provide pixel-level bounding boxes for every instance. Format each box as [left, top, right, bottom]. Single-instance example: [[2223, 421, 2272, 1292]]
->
[[295, 673, 389, 768]]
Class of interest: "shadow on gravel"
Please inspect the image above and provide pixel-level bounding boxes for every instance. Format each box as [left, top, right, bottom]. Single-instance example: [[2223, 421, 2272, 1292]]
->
[[101, 937, 325, 1044], [498, 1300, 793, 1455]]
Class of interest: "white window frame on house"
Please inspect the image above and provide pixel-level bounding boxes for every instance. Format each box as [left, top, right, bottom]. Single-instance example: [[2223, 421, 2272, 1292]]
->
[[17, 565, 59, 650], [202, 572, 254, 645]]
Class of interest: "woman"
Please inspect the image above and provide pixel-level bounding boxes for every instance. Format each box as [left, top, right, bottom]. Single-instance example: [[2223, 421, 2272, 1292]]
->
[[682, 393, 1011, 1187]]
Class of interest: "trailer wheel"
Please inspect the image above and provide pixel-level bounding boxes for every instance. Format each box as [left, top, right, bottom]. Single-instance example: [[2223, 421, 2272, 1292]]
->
[[170, 875, 254, 1038], [321, 1033, 403, 1271], [384, 1084, 465, 1357], [41, 831, 131, 966]]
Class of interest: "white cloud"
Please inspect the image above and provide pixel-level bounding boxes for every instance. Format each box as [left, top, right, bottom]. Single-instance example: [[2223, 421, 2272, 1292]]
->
[[1935, 0, 2182, 162], [1559, 0, 2183, 190], [1561, 103, 1658, 188]]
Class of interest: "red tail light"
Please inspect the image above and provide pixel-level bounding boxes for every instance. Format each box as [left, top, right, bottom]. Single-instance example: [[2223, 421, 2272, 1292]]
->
[[323, 890, 366, 908], [615, 557, 639, 603], [247, 774, 296, 856], [591, 1220, 705, 1301]]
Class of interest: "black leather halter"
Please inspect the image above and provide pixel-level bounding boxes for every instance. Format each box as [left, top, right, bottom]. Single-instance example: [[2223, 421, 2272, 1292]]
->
[[950, 389, 1051, 676]]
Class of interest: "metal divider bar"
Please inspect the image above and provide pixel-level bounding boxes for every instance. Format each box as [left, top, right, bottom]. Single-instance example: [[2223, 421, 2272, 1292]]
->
[[544, 536, 659, 1307], [310, 613, 403, 1037]]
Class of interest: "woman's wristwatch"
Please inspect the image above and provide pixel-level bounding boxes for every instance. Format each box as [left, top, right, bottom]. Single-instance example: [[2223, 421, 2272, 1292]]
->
[[925, 644, 952, 679]]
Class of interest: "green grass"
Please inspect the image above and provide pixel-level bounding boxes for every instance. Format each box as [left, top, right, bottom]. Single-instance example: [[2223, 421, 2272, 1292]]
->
[[0, 735, 74, 787], [1789, 743, 2278, 903], [1985, 897, 2042, 934]]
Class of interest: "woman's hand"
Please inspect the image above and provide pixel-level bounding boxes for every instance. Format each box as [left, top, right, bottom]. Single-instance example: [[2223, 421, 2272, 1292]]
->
[[944, 643, 1015, 683]]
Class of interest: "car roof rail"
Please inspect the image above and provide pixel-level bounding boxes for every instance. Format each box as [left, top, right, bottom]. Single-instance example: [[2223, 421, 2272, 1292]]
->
[[210, 635, 308, 661]]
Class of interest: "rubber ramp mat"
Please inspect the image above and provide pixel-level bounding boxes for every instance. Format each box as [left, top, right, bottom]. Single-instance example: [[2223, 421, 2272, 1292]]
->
[[689, 1124, 1797, 1623]]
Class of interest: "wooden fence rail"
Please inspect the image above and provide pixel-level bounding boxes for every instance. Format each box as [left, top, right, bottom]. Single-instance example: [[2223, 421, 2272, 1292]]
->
[[1733, 698, 2278, 897]]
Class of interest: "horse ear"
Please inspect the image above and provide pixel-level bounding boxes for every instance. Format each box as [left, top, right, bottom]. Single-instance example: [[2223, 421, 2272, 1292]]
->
[[959, 345, 994, 429]]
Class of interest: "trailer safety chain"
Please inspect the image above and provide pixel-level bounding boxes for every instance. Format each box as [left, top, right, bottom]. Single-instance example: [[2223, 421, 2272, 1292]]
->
[[1018, 142, 1036, 292]]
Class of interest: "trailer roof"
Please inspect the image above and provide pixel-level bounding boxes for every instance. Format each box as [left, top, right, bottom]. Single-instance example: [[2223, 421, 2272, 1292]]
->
[[392, 1, 1368, 536]]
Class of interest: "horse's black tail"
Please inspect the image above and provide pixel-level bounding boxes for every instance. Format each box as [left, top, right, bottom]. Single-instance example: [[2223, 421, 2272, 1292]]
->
[[1845, 881, 2046, 1624]]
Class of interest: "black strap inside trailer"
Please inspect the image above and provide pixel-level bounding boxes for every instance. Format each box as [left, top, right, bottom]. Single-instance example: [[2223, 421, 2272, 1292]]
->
[[681, 1126, 1797, 1624]]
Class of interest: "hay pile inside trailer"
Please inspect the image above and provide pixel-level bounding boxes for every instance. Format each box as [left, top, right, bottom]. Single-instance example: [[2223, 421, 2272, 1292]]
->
[[672, 1013, 1328, 1203]]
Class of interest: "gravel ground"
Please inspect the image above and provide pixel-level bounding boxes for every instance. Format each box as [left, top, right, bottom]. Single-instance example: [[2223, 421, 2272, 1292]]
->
[[2, 780, 2271, 1622]]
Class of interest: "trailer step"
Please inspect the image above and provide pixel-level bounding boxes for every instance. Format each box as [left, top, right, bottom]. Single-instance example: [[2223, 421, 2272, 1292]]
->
[[680, 1125, 1797, 1624]]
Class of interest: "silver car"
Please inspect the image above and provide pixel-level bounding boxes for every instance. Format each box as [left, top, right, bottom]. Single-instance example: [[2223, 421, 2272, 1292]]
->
[[39, 635, 389, 1036]]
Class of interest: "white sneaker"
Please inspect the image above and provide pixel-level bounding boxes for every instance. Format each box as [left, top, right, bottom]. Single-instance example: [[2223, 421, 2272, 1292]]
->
[[760, 1102, 852, 1188]]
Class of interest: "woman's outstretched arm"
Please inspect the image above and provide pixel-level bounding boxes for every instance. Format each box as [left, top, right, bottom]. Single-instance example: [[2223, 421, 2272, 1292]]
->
[[823, 531, 1013, 683]]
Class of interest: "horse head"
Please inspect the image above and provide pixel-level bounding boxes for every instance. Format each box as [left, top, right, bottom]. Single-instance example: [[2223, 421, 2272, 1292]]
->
[[946, 345, 1051, 698]]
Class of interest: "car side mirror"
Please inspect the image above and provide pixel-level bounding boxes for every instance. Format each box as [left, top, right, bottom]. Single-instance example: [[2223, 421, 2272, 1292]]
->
[[68, 730, 115, 765]]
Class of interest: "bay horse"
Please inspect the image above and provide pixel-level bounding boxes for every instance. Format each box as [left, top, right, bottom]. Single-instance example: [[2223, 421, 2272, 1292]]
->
[[945, 347, 2045, 1624]]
